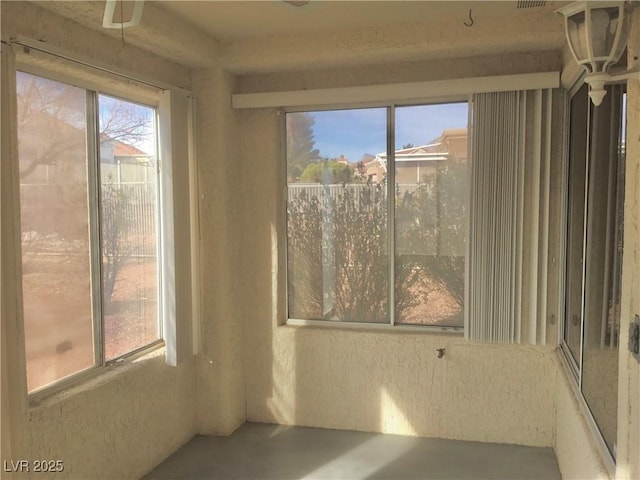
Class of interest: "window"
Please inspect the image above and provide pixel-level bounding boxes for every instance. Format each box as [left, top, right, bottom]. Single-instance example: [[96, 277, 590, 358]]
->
[[562, 82, 626, 460], [286, 103, 468, 327], [17, 71, 161, 393]]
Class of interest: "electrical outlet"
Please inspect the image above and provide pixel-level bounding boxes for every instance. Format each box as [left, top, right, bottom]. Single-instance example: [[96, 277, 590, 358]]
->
[[629, 314, 640, 363]]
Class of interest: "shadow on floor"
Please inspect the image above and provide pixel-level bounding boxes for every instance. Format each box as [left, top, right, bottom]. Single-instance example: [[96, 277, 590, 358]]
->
[[143, 422, 561, 480]]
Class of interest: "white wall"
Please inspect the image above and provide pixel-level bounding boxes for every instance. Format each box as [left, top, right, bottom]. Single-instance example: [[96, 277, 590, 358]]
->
[[615, 8, 640, 479], [25, 353, 196, 480], [2, 2, 639, 479], [1, 3, 198, 478], [192, 67, 246, 435], [238, 52, 563, 447]]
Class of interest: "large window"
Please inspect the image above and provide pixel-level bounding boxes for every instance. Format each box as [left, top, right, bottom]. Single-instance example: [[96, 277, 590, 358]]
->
[[562, 82, 626, 460], [17, 71, 161, 393], [286, 103, 468, 327]]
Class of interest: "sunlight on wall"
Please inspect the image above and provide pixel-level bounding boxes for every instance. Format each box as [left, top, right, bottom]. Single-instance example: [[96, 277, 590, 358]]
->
[[266, 352, 296, 425], [380, 388, 418, 435], [265, 223, 296, 424]]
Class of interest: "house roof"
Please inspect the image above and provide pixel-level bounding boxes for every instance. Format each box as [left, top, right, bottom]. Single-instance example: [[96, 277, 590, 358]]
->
[[370, 129, 469, 171], [113, 142, 148, 157]]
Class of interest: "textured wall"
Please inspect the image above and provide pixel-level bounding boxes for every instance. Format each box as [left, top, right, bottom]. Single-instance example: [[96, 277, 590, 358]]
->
[[26, 353, 196, 480], [223, 8, 564, 74], [238, 51, 561, 93], [616, 9, 640, 479], [193, 67, 246, 436], [2, 2, 191, 89], [238, 53, 562, 447], [248, 326, 558, 446], [1, 4, 198, 479]]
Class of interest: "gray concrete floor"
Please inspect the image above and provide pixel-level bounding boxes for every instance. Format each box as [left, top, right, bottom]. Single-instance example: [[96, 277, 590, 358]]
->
[[144, 422, 561, 480]]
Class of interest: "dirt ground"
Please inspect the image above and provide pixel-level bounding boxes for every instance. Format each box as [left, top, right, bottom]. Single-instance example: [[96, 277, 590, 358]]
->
[[22, 254, 158, 392], [397, 274, 463, 326]]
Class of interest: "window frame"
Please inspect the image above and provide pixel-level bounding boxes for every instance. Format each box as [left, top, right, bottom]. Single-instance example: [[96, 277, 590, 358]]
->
[[558, 74, 626, 472], [11, 53, 187, 400], [283, 97, 470, 333], [17, 66, 164, 397]]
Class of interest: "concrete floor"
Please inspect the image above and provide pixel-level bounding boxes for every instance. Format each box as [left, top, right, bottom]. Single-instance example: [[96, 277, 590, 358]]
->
[[144, 422, 561, 480]]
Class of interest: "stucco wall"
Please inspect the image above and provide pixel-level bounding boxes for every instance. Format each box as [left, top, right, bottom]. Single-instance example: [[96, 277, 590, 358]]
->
[[193, 67, 246, 436], [26, 352, 196, 480], [3, 2, 639, 478], [616, 8, 640, 479], [239, 53, 562, 448], [247, 325, 558, 446], [1, 3, 198, 479]]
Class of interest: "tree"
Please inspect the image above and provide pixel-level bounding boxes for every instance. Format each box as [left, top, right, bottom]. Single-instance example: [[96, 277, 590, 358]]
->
[[287, 183, 421, 322], [17, 71, 154, 306], [354, 160, 369, 183], [300, 160, 356, 184], [286, 112, 320, 181], [288, 161, 468, 325], [395, 163, 467, 308], [101, 178, 135, 312], [17, 72, 151, 180]]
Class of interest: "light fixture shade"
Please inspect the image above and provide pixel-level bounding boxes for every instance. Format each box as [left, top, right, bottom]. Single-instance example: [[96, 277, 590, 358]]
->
[[558, 1, 631, 73], [557, 1, 633, 105]]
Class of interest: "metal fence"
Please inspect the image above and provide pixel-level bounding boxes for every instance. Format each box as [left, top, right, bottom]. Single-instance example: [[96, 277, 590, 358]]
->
[[288, 183, 425, 206], [109, 182, 157, 258], [20, 182, 157, 258]]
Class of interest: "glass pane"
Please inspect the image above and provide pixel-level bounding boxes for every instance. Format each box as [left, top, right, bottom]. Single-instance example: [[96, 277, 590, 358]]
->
[[394, 104, 468, 326], [98, 95, 159, 359], [286, 109, 389, 323], [581, 85, 624, 458], [564, 84, 589, 368], [17, 71, 94, 391]]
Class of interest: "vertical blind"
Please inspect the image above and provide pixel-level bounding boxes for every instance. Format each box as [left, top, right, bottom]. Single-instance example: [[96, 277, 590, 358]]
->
[[466, 89, 553, 344]]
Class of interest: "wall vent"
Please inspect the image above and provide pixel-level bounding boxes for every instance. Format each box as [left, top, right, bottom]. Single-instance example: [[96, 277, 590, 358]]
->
[[516, 1, 547, 8]]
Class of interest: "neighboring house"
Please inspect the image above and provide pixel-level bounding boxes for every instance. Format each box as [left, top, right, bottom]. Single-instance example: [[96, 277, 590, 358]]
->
[[18, 106, 154, 188], [364, 128, 468, 184], [18, 105, 154, 247], [100, 137, 155, 184]]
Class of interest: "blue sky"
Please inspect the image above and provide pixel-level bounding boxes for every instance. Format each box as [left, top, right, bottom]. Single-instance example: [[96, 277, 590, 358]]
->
[[310, 103, 468, 162]]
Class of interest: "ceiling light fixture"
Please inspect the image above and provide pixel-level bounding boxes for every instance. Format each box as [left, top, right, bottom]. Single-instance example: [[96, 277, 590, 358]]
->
[[556, 1, 638, 106], [103, 0, 144, 29]]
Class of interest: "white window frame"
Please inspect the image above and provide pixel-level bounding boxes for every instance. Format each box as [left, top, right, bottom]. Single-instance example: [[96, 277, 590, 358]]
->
[[4, 39, 196, 399], [558, 74, 626, 474]]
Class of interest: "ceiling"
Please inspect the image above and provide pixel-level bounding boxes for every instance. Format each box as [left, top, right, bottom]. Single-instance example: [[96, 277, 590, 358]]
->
[[158, 1, 564, 41], [30, 1, 569, 73]]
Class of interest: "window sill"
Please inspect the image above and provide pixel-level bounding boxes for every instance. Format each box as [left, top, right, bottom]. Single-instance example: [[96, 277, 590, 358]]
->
[[284, 318, 463, 336], [28, 342, 165, 409]]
